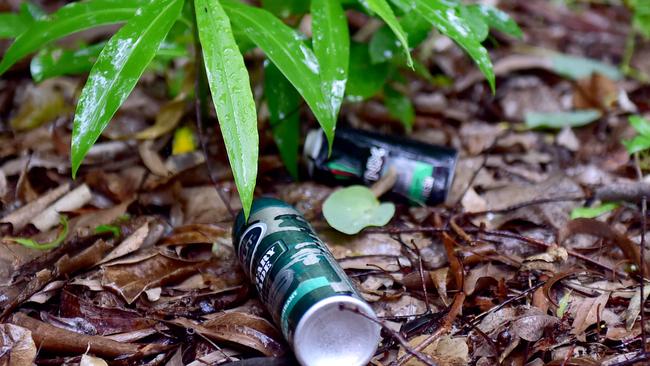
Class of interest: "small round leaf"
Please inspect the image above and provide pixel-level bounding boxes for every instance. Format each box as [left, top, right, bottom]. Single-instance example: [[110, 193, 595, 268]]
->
[[323, 185, 395, 235]]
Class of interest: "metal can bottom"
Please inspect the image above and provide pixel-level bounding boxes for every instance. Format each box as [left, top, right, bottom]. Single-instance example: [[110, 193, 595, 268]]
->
[[293, 295, 381, 366]]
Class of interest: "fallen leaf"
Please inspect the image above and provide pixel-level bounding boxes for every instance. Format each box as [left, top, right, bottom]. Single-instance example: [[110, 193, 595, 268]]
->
[[624, 284, 650, 330], [513, 313, 559, 341], [323, 185, 395, 235], [525, 110, 602, 129], [80, 354, 109, 366], [1, 182, 70, 231], [398, 335, 469, 366], [134, 98, 186, 140], [464, 262, 513, 295], [570, 291, 610, 335], [31, 184, 92, 232], [0, 324, 37, 366]]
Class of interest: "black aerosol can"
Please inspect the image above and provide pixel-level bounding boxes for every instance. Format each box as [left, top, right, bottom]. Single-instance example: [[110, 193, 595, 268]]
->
[[304, 128, 458, 205]]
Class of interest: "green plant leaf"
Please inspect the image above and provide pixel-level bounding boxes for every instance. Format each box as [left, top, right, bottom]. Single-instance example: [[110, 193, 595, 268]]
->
[[628, 115, 650, 137], [0, 13, 30, 39], [369, 14, 429, 64], [384, 85, 414, 131], [364, 0, 413, 68], [223, 0, 336, 149], [311, 0, 349, 118], [262, 0, 310, 18], [550, 53, 622, 81], [623, 135, 650, 154], [30, 42, 104, 82], [631, 0, 650, 38], [94, 224, 121, 238], [406, 0, 495, 92], [8, 216, 68, 250], [524, 110, 601, 129], [556, 290, 572, 318], [347, 42, 391, 100], [323, 185, 395, 235], [570, 202, 619, 220], [196, 0, 258, 219], [467, 4, 522, 39], [265, 62, 301, 179], [460, 5, 488, 42], [71, 0, 183, 177], [0, 0, 148, 75]]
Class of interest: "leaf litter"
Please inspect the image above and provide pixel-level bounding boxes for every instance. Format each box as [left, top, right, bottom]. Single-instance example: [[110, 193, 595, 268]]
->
[[1, 0, 650, 365]]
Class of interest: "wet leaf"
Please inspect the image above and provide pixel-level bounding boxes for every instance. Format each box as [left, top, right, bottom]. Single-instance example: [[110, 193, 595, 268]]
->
[[0, 12, 31, 39], [223, 0, 336, 149], [264, 62, 301, 179], [323, 185, 395, 235], [407, 0, 495, 92], [551, 53, 622, 81], [262, 0, 310, 18], [467, 4, 523, 39], [0, 0, 148, 75], [368, 15, 430, 64], [196, 0, 258, 219], [460, 5, 488, 42], [364, 0, 413, 68], [134, 98, 187, 140], [524, 110, 601, 129], [570, 202, 618, 219], [346, 42, 391, 100], [311, 0, 349, 117], [71, 0, 183, 177], [7, 216, 68, 251], [384, 85, 414, 131], [30, 43, 104, 83]]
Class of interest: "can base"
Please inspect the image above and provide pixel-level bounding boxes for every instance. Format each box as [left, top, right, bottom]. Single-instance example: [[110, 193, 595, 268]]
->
[[293, 296, 381, 366]]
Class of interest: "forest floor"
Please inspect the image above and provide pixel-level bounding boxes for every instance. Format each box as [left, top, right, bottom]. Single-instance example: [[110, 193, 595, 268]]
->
[[1, 0, 650, 365]]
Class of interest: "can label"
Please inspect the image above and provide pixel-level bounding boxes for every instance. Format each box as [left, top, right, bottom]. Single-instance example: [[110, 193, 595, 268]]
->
[[233, 200, 360, 340], [306, 128, 457, 205]]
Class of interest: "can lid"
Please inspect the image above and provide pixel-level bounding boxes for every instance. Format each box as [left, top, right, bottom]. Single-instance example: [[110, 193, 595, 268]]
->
[[293, 295, 380, 366], [303, 129, 324, 177]]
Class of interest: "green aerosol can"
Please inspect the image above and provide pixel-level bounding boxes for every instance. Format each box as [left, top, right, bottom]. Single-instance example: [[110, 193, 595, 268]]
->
[[232, 198, 380, 366]]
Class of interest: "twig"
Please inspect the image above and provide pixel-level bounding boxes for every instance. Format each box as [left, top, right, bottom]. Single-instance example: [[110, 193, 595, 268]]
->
[[634, 152, 647, 352], [337, 303, 438, 366]]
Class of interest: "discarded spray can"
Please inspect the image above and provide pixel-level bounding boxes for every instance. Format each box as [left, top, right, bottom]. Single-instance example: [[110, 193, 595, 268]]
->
[[232, 198, 381, 366], [304, 128, 458, 205]]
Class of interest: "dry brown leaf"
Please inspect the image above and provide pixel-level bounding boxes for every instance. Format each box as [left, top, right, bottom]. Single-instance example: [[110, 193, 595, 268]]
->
[[135, 98, 187, 140], [513, 313, 559, 341], [0, 323, 37, 366], [1, 182, 71, 231], [573, 73, 618, 110], [101, 251, 203, 304], [464, 263, 513, 295], [570, 291, 610, 335], [79, 354, 108, 366], [398, 335, 469, 366], [31, 184, 92, 231]]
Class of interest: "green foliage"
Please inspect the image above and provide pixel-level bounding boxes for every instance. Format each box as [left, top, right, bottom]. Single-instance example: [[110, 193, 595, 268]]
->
[[405, 0, 495, 92], [0, 0, 520, 217], [524, 110, 602, 129], [8, 216, 68, 250], [347, 42, 392, 100], [71, 0, 183, 178], [265, 63, 301, 179], [0, 0, 147, 74], [623, 115, 650, 154], [570, 202, 619, 219], [384, 85, 414, 131], [311, 0, 349, 118], [630, 0, 650, 38], [196, 0, 258, 219], [94, 224, 121, 238], [323, 185, 395, 234], [364, 0, 413, 68], [30, 42, 104, 82], [550, 53, 622, 81]]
